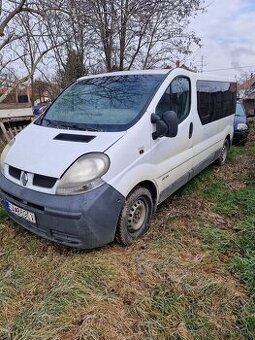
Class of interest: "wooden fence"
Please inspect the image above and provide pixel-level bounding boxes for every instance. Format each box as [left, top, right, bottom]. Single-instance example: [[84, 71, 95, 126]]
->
[[0, 104, 33, 144]]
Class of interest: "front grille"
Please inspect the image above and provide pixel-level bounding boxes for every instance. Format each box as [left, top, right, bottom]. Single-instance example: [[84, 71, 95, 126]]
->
[[8, 165, 57, 189], [9, 166, 21, 180], [33, 174, 57, 188]]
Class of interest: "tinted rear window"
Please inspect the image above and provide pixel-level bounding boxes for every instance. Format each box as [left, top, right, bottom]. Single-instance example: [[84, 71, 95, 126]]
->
[[197, 81, 237, 125]]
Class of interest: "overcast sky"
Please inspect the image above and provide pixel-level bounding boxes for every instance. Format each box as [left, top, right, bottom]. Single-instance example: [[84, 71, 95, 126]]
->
[[188, 0, 255, 79]]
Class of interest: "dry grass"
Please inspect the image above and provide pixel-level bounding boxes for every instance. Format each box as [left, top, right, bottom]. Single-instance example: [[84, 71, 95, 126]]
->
[[0, 124, 255, 339]]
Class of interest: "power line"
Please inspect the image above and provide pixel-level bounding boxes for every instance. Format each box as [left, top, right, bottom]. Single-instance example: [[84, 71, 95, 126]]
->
[[204, 65, 255, 72]]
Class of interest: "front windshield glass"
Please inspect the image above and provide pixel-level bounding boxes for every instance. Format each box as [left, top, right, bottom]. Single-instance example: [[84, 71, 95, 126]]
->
[[236, 103, 246, 117], [37, 75, 164, 131]]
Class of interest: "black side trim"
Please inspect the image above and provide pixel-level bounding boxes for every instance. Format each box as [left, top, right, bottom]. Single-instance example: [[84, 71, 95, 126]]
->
[[54, 133, 96, 143], [192, 153, 215, 177], [158, 149, 221, 204], [159, 172, 191, 203]]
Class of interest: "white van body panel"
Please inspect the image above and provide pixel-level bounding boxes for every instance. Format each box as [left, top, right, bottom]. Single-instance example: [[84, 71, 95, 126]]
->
[[192, 116, 233, 168], [0, 68, 237, 249], [103, 112, 159, 197], [3, 68, 235, 200], [148, 69, 194, 196], [5, 123, 126, 178], [104, 69, 235, 201]]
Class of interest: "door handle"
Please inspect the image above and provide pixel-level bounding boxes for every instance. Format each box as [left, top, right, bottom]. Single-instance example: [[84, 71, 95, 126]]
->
[[189, 122, 193, 139]]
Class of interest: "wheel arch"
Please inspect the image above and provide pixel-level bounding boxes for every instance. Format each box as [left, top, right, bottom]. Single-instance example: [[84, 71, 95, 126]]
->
[[226, 134, 231, 146], [132, 180, 158, 211]]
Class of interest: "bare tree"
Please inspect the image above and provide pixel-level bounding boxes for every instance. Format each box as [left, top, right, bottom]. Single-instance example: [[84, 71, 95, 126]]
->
[[44, 0, 95, 88], [85, 0, 203, 71], [0, 0, 69, 103], [43, 0, 203, 76], [0, 0, 204, 104], [0, 0, 70, 37], [0, 0, 27, 37]]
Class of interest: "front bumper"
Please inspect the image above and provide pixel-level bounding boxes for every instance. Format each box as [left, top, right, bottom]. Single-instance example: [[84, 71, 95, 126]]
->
[[233, 129, 249, 145], [0, 172, 125, 249]]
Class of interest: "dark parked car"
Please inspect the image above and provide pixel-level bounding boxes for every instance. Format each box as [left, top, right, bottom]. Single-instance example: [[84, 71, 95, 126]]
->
[[32, 102, 50, 116], [233, 102, 249, 146]]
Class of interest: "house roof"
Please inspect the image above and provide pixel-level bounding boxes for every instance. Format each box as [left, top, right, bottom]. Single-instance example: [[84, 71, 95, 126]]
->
[[0, 87, 10, 94], [248, 91, 255, 100], [237, 78, 255, 91]]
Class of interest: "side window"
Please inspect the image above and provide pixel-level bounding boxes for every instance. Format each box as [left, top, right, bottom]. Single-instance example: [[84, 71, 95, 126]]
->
[[156, 77, 191, 123], [197, 81, 237, 125]]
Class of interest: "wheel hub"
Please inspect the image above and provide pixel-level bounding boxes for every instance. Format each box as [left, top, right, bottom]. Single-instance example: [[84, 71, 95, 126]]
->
[[221, 144, 227, 163], [128, 199, 146, 232]]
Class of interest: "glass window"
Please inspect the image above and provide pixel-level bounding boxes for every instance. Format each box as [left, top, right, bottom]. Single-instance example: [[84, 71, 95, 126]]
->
[[235, 103, 246, 117], [156, 77, 191, 123], [37, 75, 164, 132], [197, 81, 237, 125]]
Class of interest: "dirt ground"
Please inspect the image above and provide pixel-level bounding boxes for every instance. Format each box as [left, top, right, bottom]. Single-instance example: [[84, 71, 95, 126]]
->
[[0, 124, 255, 339]]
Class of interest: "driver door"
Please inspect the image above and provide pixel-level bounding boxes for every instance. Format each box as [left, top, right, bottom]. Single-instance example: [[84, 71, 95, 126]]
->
[[151, 76, 194, 202]]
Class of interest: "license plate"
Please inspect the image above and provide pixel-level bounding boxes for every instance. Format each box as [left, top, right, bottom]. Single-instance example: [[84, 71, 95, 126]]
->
[[6, 201, 36, 224]]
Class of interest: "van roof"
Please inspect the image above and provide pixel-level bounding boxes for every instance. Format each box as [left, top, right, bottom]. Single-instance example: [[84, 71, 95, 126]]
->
[[78, 68, 236, 83], [78, 69, 170, 81]]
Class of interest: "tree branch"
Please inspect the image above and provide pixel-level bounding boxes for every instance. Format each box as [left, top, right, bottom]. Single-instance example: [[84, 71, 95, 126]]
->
[[0, 0, 26, 36]]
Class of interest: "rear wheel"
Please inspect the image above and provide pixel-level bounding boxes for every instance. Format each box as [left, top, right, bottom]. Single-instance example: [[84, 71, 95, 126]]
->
[[115, 187, 153, 246], [217, 139, 229, 166]]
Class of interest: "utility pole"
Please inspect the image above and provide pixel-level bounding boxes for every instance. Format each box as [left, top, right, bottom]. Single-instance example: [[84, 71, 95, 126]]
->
[[200, 56, 204, 73], [194, 56, 206, 73]]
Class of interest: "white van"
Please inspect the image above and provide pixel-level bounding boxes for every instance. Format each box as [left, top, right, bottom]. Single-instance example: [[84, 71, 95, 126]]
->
[[0, 69, 237, 249]]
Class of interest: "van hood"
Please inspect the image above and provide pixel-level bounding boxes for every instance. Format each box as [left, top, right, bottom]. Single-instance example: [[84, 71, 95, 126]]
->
[[5, 123, 126, 178]]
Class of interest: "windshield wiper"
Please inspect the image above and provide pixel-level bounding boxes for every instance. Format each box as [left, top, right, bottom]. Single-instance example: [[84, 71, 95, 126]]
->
[[57, 123, 102, 132], [41, 118, 61, 128], [85, 127, 102, 132], [38, 118, 102, 132]]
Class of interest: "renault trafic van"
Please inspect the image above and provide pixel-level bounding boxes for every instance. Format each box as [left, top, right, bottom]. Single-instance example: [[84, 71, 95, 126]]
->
[[0, 69, 237, 249]]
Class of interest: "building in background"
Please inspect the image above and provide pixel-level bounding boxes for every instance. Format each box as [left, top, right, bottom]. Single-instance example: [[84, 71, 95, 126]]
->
[[238, 76, 255, 116]]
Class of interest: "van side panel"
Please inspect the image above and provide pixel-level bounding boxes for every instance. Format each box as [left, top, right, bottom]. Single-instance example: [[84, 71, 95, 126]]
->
[[103, 113, 159, 198], [149, 73, 194, 199], [104, 71, 236, 205], [192, 116, 233, 170], [192, 79, 235, 170]]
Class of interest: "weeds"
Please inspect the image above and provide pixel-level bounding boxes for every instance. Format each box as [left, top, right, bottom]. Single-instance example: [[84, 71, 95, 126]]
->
[[0, 127, 255, 339]]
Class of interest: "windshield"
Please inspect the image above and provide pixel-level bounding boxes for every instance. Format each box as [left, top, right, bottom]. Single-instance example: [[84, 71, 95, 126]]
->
[[36, 74, 164, 131], [236, 103, 246, 117]]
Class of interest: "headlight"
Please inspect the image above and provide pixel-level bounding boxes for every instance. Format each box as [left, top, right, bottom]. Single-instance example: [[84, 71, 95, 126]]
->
[[56, 153, 110, 195], [237, 123, 248, 131], [0, 138, 15, 174]]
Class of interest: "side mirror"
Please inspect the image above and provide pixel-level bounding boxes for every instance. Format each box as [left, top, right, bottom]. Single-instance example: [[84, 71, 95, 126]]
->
[[162, 111, 178, 137], [151, 114, 168, 140], [151, 111, 178, 140]]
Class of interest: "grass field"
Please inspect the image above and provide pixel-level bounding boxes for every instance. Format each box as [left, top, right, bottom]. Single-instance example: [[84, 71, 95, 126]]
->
[[0, 126, 255, 340]]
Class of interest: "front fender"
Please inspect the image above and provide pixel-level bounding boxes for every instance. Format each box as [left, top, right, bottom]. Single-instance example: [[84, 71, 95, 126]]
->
[[106, 163, 159, 202]]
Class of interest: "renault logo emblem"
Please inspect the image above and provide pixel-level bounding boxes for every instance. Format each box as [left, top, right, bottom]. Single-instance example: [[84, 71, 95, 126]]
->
[[21, 172, 28, 186]]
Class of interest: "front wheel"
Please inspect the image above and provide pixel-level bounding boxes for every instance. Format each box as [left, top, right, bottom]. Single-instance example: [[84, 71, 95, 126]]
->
[[115, 187, 153, 246], [217, 139, 230, 166]]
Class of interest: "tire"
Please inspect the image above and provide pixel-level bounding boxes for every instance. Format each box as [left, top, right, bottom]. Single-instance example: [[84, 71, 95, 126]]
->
[[217, 139, 229, 166], [115, 187, 153, 246]]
